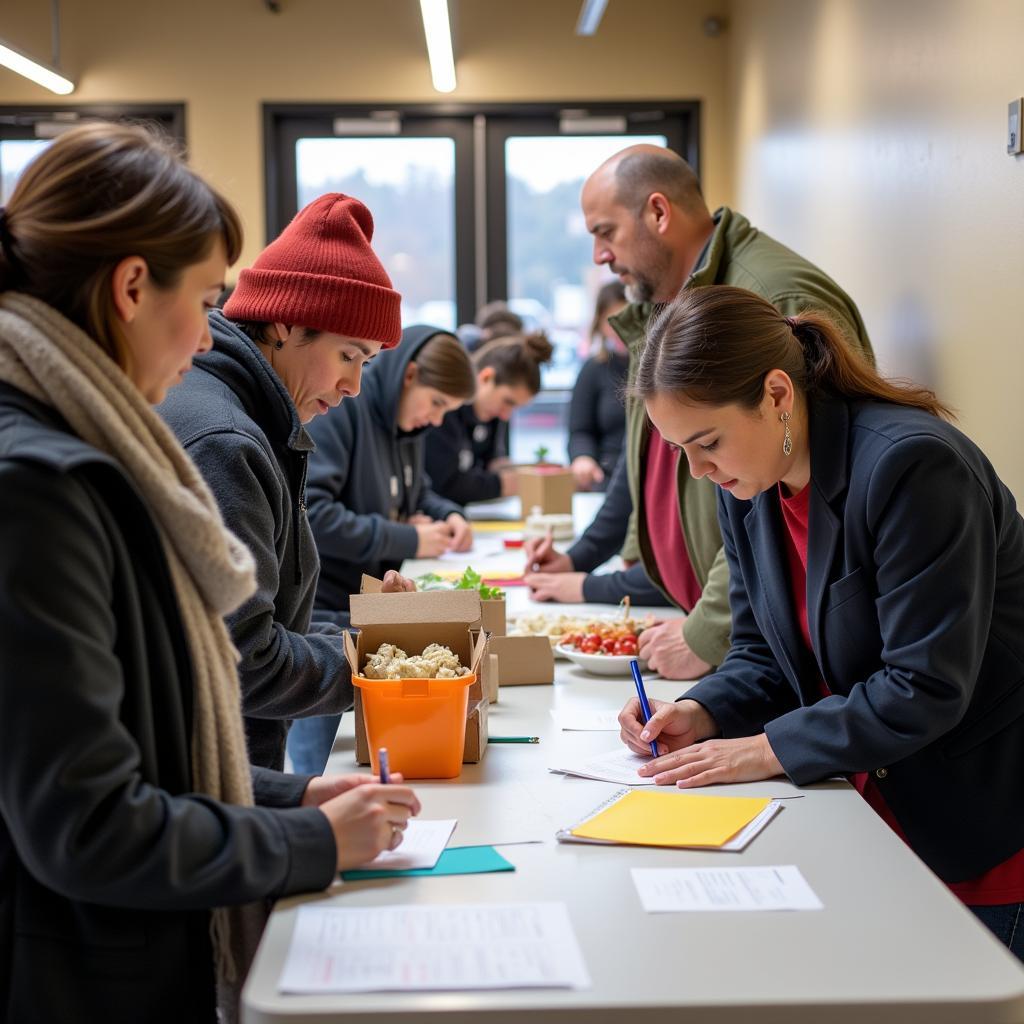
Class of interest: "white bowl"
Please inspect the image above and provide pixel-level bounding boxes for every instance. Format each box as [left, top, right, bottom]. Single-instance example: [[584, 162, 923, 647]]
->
[[554, 644, 649, 677]]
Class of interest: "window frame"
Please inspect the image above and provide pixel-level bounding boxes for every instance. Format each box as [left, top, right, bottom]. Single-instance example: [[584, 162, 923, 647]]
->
[[263, 101, 699, 335], [0, 103, 186, 144]]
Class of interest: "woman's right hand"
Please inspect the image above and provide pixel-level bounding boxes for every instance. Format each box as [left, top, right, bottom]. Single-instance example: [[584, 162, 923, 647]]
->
[[618, 697, 719, 758], [319, 782, 421, 870], [415, 521, 454, 557], [571, 455, 605, 490]]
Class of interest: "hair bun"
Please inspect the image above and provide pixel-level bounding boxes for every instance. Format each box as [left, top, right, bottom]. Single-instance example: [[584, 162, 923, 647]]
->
[[524, 329, 554, 365]]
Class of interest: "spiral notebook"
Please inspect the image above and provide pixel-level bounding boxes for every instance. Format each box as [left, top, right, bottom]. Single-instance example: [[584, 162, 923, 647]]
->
[[556, 788, 782, 851]]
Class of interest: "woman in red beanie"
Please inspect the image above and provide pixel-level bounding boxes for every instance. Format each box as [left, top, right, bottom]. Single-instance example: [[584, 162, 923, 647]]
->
[[159, 193, 413, 772]]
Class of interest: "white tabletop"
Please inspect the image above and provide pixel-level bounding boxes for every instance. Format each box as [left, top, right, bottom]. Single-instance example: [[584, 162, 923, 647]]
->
[[243, 497, 1024, 1023]]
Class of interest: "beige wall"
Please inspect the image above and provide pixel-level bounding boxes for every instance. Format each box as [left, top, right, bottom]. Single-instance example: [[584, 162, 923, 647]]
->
[[727, 0, 1024, 498], [0, 0, 732, 269]]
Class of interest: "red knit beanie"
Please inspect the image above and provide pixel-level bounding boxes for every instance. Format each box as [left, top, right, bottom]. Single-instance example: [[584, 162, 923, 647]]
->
[[223, 193, 402, 348]]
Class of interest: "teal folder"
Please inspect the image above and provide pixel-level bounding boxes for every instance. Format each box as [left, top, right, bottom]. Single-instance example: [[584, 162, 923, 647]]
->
[[341, 845, 514, 881]]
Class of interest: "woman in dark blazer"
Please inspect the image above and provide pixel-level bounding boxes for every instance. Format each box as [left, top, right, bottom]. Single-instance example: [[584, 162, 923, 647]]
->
[[0, 124, 418, 1023], [618, 285, 1024, 960]]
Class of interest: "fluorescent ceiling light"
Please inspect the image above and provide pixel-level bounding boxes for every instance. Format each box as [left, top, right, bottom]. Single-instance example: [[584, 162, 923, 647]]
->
[[419, 0, 456, 93], [575, 0, 609, 36], [0, 39, 74, 95]]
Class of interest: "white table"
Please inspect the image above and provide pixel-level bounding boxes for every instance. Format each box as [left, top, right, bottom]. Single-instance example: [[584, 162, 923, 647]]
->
[[243, 498, 1024, 1024]]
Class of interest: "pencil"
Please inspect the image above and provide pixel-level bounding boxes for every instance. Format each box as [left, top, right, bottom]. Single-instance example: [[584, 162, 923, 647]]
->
[[490, 736, 540, 744]]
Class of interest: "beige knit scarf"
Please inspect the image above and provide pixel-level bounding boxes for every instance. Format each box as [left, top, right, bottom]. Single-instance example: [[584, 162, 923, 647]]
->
[[0, 293, 263, 1017]]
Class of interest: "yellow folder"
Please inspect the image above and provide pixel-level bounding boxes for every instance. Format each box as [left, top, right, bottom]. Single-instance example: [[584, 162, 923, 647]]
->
[[567, 789, 772, 848]]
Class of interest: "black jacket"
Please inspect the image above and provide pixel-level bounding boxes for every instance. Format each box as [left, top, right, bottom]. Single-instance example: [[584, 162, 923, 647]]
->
[[564, 452, 669, 607], [0, 383, 336, 1024], [158, 312, 352, 771], [425, 402, 509, 506], [567, 351, 628, 482], [686, 396, 1024, 882], [306, 325, 462, 616]]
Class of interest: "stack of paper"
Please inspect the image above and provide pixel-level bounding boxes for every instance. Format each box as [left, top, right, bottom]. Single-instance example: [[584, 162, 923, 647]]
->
[[557, 788, 782, 851]]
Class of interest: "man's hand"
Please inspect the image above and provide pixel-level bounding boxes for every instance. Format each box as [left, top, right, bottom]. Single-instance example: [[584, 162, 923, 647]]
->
[[415, 521, 454, 557], [525, 571, 586, 603], [638, 619, 712, 680], [523, 531, 573, 574]]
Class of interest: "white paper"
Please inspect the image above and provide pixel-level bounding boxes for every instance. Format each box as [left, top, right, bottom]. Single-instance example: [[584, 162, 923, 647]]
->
[[278, 902, 592, 993], [357, 818, 456, 872], [548, 746, 656, 786], [631, 865, 823, 912], [435, 537, 507, 562], [549, 708, 621, 731]]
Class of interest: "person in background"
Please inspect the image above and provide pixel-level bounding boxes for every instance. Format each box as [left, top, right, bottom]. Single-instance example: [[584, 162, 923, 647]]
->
[[568, 280, 629, 491], [619, 284, 1024, 963], [288, 326, 477, 774], [425, 330, 554, 505], [0, 124, 420, 1024], [160, 193, 409, 772], [456, 299, 523, 352], [527, 144, 874, 677]]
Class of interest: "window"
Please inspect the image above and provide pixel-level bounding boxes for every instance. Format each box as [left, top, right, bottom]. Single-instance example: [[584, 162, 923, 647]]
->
[[266, 103, 699, 462], [0, 104, 186, 203]]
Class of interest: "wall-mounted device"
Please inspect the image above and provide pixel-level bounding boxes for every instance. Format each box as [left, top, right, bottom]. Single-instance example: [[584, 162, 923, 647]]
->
[[1008, 98, 1023, 155]]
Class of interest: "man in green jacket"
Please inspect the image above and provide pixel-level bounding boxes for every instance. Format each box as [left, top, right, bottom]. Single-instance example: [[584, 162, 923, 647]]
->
[[527, 144, 873, 679]]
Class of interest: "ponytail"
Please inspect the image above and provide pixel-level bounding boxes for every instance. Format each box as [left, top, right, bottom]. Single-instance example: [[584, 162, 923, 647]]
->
[[633, 285, 953, 421], [784, 312, 952, 419], [473, 330, 553, 395]]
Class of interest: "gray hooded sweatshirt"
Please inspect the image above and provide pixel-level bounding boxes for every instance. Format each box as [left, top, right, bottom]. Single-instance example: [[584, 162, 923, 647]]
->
[[158, 311, 352, 770], [306, 325, 463, 619]]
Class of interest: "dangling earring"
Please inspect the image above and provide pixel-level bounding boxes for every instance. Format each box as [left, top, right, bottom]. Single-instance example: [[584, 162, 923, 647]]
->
[[781, 411, 793, 456]]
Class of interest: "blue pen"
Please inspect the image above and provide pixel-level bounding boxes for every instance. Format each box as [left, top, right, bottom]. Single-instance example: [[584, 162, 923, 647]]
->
[[630, 659, 659, 758], [378, 747, 390, 784]]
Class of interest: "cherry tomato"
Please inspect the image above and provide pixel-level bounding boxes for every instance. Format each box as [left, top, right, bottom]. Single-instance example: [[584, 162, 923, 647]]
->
[[601, 638, 617, 654], [614, 638, 639, 656], [580, 638, 602, 654]]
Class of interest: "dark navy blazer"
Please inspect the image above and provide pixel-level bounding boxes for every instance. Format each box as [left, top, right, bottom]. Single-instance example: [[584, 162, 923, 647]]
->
[[686, 396, 1024, 882]]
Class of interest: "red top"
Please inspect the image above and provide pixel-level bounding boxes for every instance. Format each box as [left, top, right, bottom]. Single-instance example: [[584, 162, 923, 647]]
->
[[643, 431, 703, 612], [779, 481, 1024, 905]]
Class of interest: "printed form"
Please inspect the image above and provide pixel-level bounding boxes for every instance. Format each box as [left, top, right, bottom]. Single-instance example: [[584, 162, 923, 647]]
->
[[632, 865, 823, 912], [279, 902, 591, 993]]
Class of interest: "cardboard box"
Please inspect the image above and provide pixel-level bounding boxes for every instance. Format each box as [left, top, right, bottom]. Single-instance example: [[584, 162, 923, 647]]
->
[[347, 579, 489, 770], [487, 634, 555, 686], [517, 465, 575, 515], [480, 597, 506, 636], [479, 651, 500, 704]]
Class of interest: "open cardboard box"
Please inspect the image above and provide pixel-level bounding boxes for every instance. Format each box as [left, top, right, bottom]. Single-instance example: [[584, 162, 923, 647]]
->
[[480, 597, 506, 637], [517, 465, 575, 515], [348, 577, 489, 767]]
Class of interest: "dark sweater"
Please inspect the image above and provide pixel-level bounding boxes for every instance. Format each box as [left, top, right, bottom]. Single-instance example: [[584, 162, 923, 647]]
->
[[306, 325, 463, 617], [425, 403, 509, 506], [158, 311, 352, 771], [566, 451, 670, 606], [568, 351, 628, 481]]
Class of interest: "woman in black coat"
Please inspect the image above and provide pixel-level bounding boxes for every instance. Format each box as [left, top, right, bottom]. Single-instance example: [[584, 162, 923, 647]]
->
[[0, 124, 418, 1023], [619, 285, 1024, 960]]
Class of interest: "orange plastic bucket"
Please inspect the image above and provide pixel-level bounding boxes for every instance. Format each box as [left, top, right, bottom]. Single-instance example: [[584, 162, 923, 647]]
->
[[353, 673, 476, 779]]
